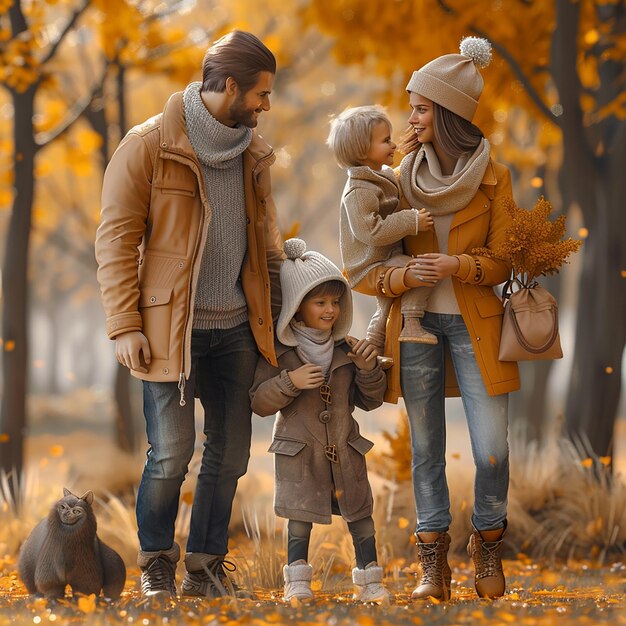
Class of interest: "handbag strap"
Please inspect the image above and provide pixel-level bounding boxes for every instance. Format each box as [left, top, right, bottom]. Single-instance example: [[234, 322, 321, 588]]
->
[[509, 299, 560, 353], [501, 276, 524, 304]]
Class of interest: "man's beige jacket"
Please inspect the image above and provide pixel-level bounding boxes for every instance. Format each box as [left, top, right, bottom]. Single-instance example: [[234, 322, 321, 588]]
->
[[95, 92, 284, 388]]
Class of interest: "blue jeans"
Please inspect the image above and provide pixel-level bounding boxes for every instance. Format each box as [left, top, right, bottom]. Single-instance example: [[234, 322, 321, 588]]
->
[[136, 323, 259, 554], [400, 313, 509, 533]]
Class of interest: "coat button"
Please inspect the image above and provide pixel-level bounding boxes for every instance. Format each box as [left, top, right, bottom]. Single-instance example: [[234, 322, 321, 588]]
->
[[150, 296, 157, 303], [476, 337, 481, 341], [161, 142, 167, 148], [319, 410, 331, 423], [178, 262, 184, 268], [163, 367, 169, 374], [258, 318, 263, 325], [246, 217, 251, 224]]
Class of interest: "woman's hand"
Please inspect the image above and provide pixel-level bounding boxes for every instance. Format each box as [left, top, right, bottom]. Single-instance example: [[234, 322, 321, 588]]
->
[[408, 253, 460, 281], [288, 364, 324, 389]]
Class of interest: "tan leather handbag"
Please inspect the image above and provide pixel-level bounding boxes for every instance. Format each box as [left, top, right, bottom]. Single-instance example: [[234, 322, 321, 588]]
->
[[498, 278, 563, 361]]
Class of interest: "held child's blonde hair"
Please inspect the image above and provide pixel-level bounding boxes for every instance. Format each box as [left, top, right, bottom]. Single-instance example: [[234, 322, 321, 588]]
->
[[327, 105, 392, 169]]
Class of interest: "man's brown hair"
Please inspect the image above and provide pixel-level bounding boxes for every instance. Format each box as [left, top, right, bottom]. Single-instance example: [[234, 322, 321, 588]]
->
[[202, 30, 276, 94]]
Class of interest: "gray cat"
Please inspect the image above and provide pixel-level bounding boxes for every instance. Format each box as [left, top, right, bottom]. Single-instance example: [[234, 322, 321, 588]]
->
[[18, 488, 126, 600]]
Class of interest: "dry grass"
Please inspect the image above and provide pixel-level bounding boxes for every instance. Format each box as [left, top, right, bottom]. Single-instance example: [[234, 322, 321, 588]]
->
[[374, 434, 626, 564], [3, 434, 625, 571]]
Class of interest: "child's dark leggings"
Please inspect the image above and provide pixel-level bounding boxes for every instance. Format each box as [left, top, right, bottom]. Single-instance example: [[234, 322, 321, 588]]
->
[[287, 516, 377, 569]]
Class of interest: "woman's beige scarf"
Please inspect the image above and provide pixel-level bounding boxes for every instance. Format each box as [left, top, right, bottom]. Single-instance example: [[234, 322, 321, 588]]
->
[[399, 138, 491, 215]]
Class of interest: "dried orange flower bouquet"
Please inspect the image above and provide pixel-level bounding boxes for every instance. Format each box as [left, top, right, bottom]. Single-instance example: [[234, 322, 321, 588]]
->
[[473, 196, 582, 286]]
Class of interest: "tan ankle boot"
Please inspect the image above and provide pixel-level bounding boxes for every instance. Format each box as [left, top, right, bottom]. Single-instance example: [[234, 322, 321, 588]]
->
[[399, 317, 438, 344], [411, 532, 451, 601], [467, 521, 507, 598]]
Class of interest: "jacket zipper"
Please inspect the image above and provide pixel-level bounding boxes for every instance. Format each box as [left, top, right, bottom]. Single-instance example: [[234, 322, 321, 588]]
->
[[164, 147, 273, 405], [160, 149, 208, 406]]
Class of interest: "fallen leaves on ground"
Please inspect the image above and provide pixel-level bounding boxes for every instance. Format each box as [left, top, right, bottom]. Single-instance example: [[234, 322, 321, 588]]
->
[[0, 557, 624, 625]]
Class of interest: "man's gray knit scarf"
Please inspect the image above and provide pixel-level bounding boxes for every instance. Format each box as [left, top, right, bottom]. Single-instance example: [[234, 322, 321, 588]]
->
[[399, 138, 491, 215], [183, 81, 253, 329], [183, 82, 252, 167]]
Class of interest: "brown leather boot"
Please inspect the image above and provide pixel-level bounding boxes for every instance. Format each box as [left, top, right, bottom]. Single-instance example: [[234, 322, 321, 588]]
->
[[411, 531, 452, 601], [467, 521, 507, 598]]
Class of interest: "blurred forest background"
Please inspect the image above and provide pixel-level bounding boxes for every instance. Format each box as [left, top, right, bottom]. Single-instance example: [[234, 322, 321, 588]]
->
[[0, 0, 624, 564]]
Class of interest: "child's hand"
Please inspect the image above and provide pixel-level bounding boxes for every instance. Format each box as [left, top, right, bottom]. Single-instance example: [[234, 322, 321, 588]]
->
[[398, 125, 421, 156], [417, 208, 434, 232], [288, 364, 325, 390], [345, 336, 379, 371]]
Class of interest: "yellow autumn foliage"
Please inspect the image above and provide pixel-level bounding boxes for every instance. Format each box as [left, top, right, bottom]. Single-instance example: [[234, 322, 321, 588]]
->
[[472, 197, 582, 283]]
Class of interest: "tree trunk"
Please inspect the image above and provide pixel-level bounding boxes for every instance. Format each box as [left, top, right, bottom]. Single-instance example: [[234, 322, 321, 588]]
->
[[564, 128, 626, 456], [554, 0, 625, 457], [0, 87, 36, 478]]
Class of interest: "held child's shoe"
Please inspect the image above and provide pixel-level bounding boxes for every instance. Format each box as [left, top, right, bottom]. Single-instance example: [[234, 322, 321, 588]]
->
[[399, 317, 438, 345], [283, 560, 314, 602], [352, 562, 390, 603], [377, 356, 394, 370]]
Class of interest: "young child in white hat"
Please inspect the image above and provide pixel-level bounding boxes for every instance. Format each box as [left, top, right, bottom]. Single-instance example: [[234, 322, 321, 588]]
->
[[250, 238, 390, 604]]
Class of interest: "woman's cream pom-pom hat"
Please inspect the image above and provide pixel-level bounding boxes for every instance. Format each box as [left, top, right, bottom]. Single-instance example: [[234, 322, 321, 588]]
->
[[406, 37, 492, 121], [277, 238, 352, 346]]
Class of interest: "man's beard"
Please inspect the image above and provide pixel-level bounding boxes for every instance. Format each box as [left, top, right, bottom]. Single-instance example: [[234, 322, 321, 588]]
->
[[228, 93, 258, 128]]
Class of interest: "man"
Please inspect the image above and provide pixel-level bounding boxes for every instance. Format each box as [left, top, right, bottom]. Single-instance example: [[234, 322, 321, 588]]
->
[[95, 31, 284, 600]]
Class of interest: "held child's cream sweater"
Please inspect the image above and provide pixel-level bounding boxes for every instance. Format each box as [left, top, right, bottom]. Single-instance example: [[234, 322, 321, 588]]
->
[[339, 165, 419, 287]]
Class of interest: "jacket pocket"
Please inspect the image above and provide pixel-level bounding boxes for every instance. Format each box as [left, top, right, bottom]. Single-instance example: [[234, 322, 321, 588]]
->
[[160, 186, 196, 197], [268, 437, 306, 482], [475, 295, 504, 318], [347, 435, 374, 481], [138, 287, 173, 360], [347, 435, 374, 456]]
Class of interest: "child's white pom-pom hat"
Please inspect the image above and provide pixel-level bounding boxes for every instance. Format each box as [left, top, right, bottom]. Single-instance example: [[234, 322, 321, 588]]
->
[[277, 238, 352, 347], [405, 37, 492, 121]]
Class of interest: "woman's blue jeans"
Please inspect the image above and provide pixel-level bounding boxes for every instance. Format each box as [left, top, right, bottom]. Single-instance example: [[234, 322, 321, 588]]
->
[[136, 323, 259, 554], [400, 312, 509, 533]]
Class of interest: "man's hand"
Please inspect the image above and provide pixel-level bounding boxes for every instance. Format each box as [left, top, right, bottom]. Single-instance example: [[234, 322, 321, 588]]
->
[[408, 253, 461, 281], [345, 336, 378, 371], [288, 364, 325, 390], [115, 331, 152, 373]]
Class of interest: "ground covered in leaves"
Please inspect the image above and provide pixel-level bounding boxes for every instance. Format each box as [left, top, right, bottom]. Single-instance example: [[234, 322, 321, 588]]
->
[[0, 556, 624, 626]]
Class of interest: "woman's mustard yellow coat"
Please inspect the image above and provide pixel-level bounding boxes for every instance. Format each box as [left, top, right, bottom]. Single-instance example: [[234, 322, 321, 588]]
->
[[355, 159, 520, 403]]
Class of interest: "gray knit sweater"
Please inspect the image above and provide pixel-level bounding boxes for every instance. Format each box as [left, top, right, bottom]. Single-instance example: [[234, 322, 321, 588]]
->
[[183, 82, 252, 329], [339, 165, 419, 287]]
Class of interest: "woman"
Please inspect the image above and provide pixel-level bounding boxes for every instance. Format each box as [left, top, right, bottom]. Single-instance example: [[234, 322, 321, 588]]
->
[[354, 37, 520, 600]]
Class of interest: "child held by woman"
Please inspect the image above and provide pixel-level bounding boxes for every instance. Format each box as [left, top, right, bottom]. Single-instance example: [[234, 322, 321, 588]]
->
[[328, 105, 437, 349]]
